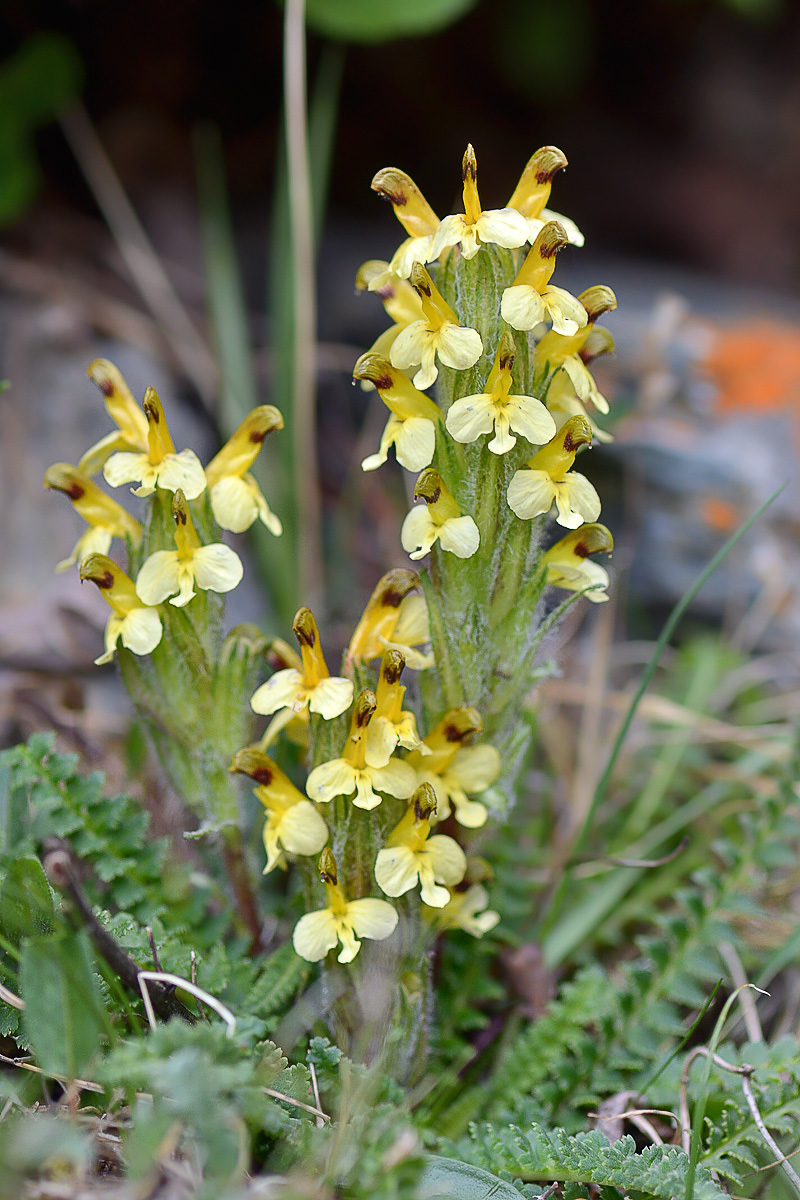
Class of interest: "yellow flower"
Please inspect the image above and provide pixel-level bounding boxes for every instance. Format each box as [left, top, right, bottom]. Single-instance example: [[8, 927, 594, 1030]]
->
[[293, 850, 398, 964], [507, 414, 600, 529], [251, 607, 353, 722], [435, 883, 500, 937], [429, 145, 529, 261], [345, 569, 433, 671], [445, 332, 556, 455], [406, 707, 500, 828], [230, 748, 327, 875], [535, 285, 617, 417], [506, 145, 584, 247], [353, 354, 441, 472], [79, 554, 162, 665], [500, 222, 588, 336], [390, 264, 483, 391], [541, 523, 614, 603], [103, 387, 206, 499], [257, 640, 310, 749], [306, 689, 417, 810], [356, 260, 425, 364], [135, 489, 243, 607], [364, 650, 426, 769], [78, 359, 149, 476], [368, 168, 441, 287], [401, 468, 479, 561], [375, 784, 467, 908], [43, 463, 143, 571], [204, 406, 284, 534]]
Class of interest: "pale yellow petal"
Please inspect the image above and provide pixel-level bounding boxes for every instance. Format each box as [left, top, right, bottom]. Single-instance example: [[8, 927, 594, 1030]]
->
[[367, 758, 417, 800], [401, 506, 438, 560], [306, 758, 357, 804], [190, 544, 244, 595], [375, 846, 419, 898], [429, 214, 467, 260], [445, 394, 495, 444], [544, 286, 587, 336], [507, 470, 556, 521], [426, 835, 467, 886], [57, 526, 113, 573], [449, 744, 501, 792], [435, 325, 483, 372], [437, 515, 480, 559], [103, 451, 149, 490], [170, 564, 197, 608], [541, 207, 584, 247], [335, 919, 361, 963], [210, 476, 259, 532], [364, 717, 398, 769], [251, 668, 306, 715], [418, 861, 451, 908], [501, 285, 545, 332], [277, 801, 328, 857], [448, 793, 488, 828], [118, 606, 163, 657], [155, 450, 206, 499], [507, 396, 557, 446], [135, 551, 182, 606], [308, 676, 354, 719], [563, 473, 601, 523], [352, 772, 382, 811], [394, 417, 436, 472], [346, 898, 398, 942], [475, 208, 530, 249], [293, 909, 339, 962], [390, 321, 428, 373]]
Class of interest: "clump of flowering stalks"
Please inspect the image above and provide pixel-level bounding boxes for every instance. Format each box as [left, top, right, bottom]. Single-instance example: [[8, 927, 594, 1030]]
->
[[44, 143, 615, 1077]]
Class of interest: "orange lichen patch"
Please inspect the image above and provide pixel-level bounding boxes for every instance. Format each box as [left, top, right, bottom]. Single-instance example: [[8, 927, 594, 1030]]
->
[[702, 320, 800, 414], [699, 496, 740, 534]]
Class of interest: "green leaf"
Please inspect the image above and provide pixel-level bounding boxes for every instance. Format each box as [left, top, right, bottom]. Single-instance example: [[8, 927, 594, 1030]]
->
[[0, 855, 55, 943], [0, 34, 83, 127], [20, 930, 105, 1079], [303, 0, 477, 43], [419, 1156, 523, 1199]]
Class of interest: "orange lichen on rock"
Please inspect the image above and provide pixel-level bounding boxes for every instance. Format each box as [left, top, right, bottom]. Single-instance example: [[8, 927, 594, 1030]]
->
[[702, 320, 800, 414]]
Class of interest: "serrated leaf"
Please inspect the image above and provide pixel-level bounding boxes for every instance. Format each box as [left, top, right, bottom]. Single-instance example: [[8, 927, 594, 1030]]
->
[[20, 929, 105, 1078]]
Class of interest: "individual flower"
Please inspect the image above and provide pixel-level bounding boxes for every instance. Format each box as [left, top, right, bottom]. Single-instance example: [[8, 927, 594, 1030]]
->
[[257, 639, 310, 749], [345, 569, 433, 670], [506, 145, 584, 247], [78, 359, 149, 476], [367, 168, 441, 287], [251, 607, 353, 722], [356, 260, 425, 364], [506, 414, 600, 529], [545, 361, 614, 444], [445, 332, 556, 455], [305, 689, 417, 810], [364, 650, 425, 769], [204, 406, 283, 534], [541, 523, 614, 603], [500, 222, 587, 336], [135, 489, 243, 607], [230, 748, 327, 874], [401, 468, 480, 561], [429, 144, 529, 261], [79, 553, 162, 665], [390, 264, 483, 391], [535, 285, 617, 417], [431, 883, 500, 937], [293, 849, 398, 964], [375, 784, 467, 908], [43, 463, 143, 571], [103, 386, 206, 499], [406, 706, 500, 828], [353, 354, 441, 472]]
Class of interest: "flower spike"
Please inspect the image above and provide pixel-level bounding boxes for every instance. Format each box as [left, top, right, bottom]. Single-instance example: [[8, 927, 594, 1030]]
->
[[135, 489, 243, 607], [103, 386, 206, 499], [44, 463, 143, 571], [80, 553, 162, 665], [230, 748, 327, 874], [542, 523, 614, 602], [390, 264, 483, 391], [507, 146, 584, 247], [401, 468, 480, 561], [429, 144, 529, 261], [292, 850, 398, 964], [204, 406, 283, 534], [501, 222, 588, 336], [345, 568, 433, 670], [507, 414, 600, 529], [445, 332, 556, 455], [251, 607, 353, 722], [375, 783, 467, 908], [79, 359, 149, 476]]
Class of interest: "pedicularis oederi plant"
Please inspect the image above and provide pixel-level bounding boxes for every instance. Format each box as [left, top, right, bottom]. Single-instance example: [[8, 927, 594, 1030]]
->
[[45, 144, 616, 1078]]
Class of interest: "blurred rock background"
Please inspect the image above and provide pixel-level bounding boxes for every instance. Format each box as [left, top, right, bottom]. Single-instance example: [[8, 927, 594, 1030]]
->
[[2, 0, 799, 756]]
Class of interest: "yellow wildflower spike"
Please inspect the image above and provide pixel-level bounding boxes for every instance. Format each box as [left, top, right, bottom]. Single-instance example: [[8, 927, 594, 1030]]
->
[[354, 353, 441, 472], [251, 607, 353, 722], [390, 264, 483, 391], [345, 568, 433, 670], [230, 748, 327, 874], [506, 146, 584, 248], [306, 688, 417, 810], [541, 523, 614, 603], [292, 850, 398, 964], [80, 553, 162, 665], [79, 359, 150, 476], [135, 489, 243, 608], [103, 386, 206, 499], [204, 406, 283, 534], [507, 414, 600, 529], [364, 650, 425, 768], [401, 468, 480, 561], [501, 222, 588, 336], [429, 144, 529, 261], [445, 331, 556, 455], [44, 463, 143, 571], [375, 782, 467, 908], [406, 706, 500, 827], [368, 168, 441, 287]]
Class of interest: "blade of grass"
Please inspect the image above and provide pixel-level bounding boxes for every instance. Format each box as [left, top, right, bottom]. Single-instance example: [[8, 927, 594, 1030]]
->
[[538, 484, 785, 944]]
